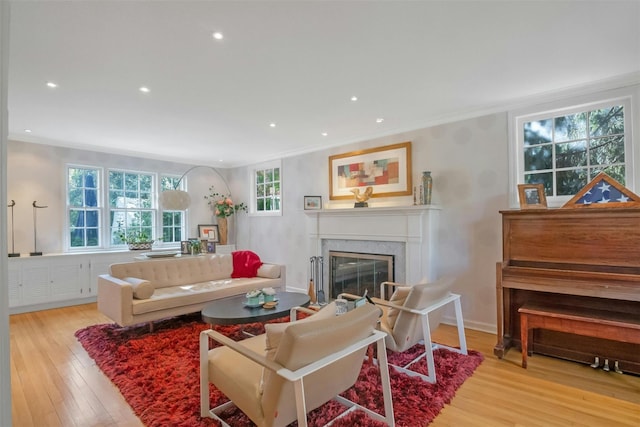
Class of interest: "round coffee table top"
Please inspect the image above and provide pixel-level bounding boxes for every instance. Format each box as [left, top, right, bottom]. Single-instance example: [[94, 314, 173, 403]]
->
[[201, 291, 311, 325]]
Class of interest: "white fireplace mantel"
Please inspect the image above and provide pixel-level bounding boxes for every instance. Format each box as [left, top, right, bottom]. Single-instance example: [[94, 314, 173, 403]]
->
[[306, 205, 441, 285]]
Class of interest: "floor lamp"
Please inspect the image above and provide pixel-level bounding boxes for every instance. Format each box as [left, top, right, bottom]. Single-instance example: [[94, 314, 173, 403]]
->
[[159, 165, 235, 243], [7, 200, 19, 257], [30, 200, 48, 256]]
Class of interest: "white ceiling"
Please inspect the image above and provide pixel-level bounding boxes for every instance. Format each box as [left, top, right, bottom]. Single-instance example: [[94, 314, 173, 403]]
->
[[8, 1, 640, 167]]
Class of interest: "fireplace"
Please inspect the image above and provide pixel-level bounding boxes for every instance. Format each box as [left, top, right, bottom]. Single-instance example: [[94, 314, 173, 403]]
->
[[330, 251, 394, 299], [306, 205, 440, 298]]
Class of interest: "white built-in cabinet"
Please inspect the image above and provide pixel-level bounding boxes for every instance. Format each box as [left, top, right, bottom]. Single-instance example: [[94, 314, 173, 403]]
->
[[8, 251, 135, 313]]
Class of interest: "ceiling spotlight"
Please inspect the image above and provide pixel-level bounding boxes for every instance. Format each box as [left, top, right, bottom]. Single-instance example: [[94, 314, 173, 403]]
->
[[24, 129, 32, 133], [321, 132, 328, 136], [212, 32, 224, 40], [46, 82, 58, 88], [139, 86, 150, 93], [350, 96, 358, 101], [376, 118, 384, 123], [269, 123, 276, 128]]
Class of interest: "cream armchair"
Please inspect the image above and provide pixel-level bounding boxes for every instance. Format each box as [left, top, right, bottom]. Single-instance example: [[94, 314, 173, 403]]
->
[[200, 303, 395, 427], [343, 277, 467, 383]]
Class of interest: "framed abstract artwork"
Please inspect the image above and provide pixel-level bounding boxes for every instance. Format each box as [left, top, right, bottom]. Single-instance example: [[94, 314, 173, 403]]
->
[[329, 141, 412, 200], [198, 224, 219, 242]]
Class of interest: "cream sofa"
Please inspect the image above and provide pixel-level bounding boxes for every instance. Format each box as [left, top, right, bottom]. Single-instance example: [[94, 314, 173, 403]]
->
[[98, 253, 285, 327]]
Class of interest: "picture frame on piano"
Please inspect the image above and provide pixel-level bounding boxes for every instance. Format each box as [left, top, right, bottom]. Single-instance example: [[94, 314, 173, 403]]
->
[[517, 183, 547, 209]]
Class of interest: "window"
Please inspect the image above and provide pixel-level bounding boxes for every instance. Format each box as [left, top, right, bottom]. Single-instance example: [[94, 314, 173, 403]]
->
[[66, 165, 188, 251], [512, 92, 633, 207], [68, 166, 101, 248], [160, 175, 184, 244], [108, 170, 155, 246], [252, 161, 282, 215]]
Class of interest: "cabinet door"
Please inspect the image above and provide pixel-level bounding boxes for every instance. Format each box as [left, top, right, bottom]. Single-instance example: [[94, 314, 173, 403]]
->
[[8, 263, 22, 307], [50, 260, 86, 300], [21, 262, 51, 304]]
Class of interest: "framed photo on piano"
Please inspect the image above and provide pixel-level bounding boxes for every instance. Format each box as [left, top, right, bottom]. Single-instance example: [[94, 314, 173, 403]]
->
[[517, 183, 547, 209]]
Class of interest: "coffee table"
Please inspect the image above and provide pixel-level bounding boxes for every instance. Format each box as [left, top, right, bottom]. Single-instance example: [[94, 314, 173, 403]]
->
[[201, 291, 311, 326]]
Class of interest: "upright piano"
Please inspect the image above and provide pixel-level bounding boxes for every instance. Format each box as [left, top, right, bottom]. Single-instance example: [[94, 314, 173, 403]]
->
[[495, 208, 640, 374]]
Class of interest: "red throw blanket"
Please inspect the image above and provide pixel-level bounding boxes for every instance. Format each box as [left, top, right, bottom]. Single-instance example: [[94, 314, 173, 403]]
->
[[231, 250, 263, 278]]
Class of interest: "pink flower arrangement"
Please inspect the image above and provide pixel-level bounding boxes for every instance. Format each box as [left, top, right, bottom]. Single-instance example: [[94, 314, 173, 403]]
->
[[205, 187, 248, 218]]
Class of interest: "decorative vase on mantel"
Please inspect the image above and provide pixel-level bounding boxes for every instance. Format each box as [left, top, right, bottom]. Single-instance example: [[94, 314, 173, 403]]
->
[[217, 217, 228, 246]]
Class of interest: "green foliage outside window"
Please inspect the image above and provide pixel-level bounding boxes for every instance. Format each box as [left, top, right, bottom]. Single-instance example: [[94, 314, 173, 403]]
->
[[523, 105, 625, 197]]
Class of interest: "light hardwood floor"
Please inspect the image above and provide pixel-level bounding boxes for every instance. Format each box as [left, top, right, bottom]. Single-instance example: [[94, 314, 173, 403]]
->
[[10, 303, 640, 427]]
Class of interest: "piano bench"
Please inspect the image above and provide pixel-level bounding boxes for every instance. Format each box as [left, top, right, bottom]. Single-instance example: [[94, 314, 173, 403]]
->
[[518, 303, 640, 369]]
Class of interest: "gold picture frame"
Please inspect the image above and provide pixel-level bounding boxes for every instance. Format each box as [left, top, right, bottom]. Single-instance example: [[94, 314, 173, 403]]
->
[[517, 183, 547, 209], [329, 141, 412, 200]]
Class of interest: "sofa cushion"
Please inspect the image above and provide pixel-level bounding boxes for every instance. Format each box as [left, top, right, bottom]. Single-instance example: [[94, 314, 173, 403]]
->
[[231, 251, 263, 278], [257, 263, 280, 279], [125, 277, 154, 299]]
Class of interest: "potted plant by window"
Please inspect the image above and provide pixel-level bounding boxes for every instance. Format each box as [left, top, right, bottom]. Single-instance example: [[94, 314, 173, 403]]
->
[[116, 224, 154, 250]]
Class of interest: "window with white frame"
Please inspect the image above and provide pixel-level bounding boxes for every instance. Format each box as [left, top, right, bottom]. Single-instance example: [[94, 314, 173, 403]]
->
[[108, 169, 155, 246], [160, 175, 185, 244], [67, 166, 101, 248], [513, 95, 632, 206], [252, 161, 282, 215]]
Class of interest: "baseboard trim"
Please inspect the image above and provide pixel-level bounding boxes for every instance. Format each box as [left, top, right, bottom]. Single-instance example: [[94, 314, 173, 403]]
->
[[9, 297, 97, 315]]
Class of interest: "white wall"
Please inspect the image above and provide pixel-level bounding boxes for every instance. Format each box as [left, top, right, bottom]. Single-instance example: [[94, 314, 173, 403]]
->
[[234, 113, 508, 332], [6, 141, 229, 254]]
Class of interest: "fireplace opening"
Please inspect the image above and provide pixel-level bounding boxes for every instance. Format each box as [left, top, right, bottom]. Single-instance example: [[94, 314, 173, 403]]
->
[[330, 251, 394, 299]]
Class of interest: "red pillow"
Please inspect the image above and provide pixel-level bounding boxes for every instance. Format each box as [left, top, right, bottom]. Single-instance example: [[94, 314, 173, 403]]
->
[[231, 250, 263, 278]]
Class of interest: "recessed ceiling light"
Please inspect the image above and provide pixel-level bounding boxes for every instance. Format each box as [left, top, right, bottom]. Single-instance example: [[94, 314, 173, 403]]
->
[[351, 96, 358, 102], [269, 123, 276, 128], [212, 32, 224, 40], [376, 118, 384, 123], [139, 86, 150, 93], [46, 82, 58, 88], [24, 129, 32, 133], [321, 132, 328, 136]]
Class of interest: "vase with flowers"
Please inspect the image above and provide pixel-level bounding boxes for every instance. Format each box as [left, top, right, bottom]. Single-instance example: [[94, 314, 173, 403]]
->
[[205, 187, 247, 245]]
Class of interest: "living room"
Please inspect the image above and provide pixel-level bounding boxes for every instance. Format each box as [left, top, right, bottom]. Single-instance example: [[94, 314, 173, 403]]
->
[[2, 1, 640, 426]]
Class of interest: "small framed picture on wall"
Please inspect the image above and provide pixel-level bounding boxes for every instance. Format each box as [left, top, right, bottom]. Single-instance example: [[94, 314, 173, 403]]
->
[[304, 196, 322, 210], [206, 241, 216, 253]]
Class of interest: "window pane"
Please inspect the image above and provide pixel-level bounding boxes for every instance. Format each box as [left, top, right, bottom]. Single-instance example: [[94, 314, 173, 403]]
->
[[524, 145, 552, 171], [140, 175, 152, 191], [69, 189, 83, 206], [86, 229, 99, 246], [590, 106, 624, 137], [257, 184, 265, 197], [597, 165, 625, 185], [265, 169, 273, 182], [70, 229, 85, 247], [524, 172, 552, 196], [265, 198, 272, 210], [256, 170, 264, 184], [589, 135, 624, 166], [85, 188, 98, 207], [556, 141, 586, 168], [86, 210, 98, 227], [257, 199, 265, 211], [524, 119, 552, 146], [110, 190, 124, 207], [274, 168, 280, 181], [109, 171, 123, 189], [69, 210, 81, 226], [554, 113, 586, 142], [125, 173, 138, 191], [556, 169, 588, 196]]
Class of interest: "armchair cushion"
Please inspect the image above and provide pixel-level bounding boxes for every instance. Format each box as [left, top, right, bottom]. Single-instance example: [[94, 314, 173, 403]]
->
[[125, 277, 154, 299], [386, 286, 411, 329], [261, 302, 337, 393]]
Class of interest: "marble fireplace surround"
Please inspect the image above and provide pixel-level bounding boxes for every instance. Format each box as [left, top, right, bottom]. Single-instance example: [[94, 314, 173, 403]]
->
[[306, 205, 440, 297]]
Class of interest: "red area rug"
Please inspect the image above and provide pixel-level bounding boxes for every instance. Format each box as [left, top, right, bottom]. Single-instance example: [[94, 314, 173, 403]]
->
[[75, 314, 483, 426]]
